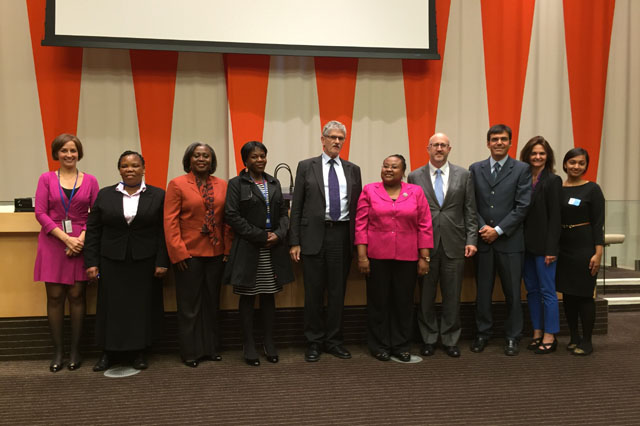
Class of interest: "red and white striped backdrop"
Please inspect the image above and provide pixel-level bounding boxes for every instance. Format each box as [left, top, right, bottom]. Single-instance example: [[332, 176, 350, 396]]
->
[[1, 0, 638, 202]]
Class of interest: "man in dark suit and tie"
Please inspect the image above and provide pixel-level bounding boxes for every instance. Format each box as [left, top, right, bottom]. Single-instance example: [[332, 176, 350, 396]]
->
[[289, 120, 362, 362], [408, 133, 478, 358], [469, 124, 532, 356]]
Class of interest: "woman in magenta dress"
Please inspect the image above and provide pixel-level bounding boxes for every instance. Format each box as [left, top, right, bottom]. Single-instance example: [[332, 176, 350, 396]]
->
[[34, 134, 99, 372]]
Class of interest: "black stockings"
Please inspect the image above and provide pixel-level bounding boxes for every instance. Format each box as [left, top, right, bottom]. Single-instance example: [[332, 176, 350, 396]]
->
[[45, 282, 86, 365], [239, 294, 277, 359], [562, 293, 595, 350]]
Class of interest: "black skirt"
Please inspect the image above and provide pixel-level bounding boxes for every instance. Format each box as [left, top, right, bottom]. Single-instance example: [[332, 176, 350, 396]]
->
[[95, 255, 164, 351]]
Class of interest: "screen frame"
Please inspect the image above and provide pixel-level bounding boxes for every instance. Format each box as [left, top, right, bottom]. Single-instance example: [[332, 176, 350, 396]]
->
[[42, 0, 440, 60]]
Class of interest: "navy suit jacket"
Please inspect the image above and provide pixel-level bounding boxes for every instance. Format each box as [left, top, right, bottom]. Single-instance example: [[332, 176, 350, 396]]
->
[[469, 156, 532, 253]]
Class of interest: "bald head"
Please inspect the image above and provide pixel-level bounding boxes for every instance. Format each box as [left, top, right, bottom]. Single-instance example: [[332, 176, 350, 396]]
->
[[427, 133, 452, 168]]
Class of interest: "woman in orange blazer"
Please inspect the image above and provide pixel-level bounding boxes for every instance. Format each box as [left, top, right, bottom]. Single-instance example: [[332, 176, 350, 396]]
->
[[164, 142, 232, 367]]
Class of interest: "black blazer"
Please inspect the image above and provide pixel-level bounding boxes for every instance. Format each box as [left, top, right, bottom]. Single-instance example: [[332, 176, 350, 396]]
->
[[469, 156, 532, 253], [523, 168, 562, 256], [84, 184, 169, 268], [289, 155, 362, 255], [223, 170, 294, 288]]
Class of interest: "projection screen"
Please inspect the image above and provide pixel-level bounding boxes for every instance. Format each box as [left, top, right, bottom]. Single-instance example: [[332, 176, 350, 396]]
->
[[42, 0, 439, 59]]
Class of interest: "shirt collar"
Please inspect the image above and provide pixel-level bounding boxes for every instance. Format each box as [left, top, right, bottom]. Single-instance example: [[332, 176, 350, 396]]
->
[[429, 161, 449, 176], [322, 152, 342, 167], [490, 156, 508, 169], [116, 180, 147, 197]]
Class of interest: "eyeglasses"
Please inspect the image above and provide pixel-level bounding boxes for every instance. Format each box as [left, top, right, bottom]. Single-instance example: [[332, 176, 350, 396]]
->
[[429, 143, 450, 149], [324, 135, 345, 142]]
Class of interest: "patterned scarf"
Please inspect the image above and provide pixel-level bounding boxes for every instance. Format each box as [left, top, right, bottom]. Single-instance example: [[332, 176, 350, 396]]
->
[[197, 174, 218, 245]]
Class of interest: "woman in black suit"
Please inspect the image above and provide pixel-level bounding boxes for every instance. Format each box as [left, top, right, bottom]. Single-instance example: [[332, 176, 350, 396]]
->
[[85, 151, 169, 371], [224, 141, 294, 366], [519, 137, 562, 354]]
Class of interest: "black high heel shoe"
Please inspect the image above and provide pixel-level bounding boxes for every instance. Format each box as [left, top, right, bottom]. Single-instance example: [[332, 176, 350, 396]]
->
[[49, 361, 63, 373], [183, 359, 199, 368], [263, 345, 279, 363]]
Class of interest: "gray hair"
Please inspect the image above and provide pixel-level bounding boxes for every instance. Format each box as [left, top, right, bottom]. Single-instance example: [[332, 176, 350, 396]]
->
[[322, 120, 347, 137]]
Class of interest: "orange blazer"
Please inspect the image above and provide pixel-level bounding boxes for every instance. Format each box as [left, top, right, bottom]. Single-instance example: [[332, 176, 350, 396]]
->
[[164, 173, 232, 264]]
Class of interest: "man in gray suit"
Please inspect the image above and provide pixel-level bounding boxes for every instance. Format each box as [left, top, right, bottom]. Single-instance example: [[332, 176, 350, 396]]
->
[[408, 133, 478, 358], [469, 124, 531, 356], [289, 120, 362, 362]]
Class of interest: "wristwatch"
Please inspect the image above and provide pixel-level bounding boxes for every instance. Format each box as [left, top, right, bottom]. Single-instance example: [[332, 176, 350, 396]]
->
[[421, 256, 430, 262]]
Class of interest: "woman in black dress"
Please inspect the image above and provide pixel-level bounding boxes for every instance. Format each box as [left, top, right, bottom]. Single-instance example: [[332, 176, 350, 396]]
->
[[556, 148, 604, 356], [85, 151, 169, 370], [224, 141, 294, 366]]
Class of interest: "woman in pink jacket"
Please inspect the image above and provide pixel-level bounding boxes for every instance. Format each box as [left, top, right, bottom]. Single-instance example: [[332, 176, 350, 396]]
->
[[355, 154, 433, 362]]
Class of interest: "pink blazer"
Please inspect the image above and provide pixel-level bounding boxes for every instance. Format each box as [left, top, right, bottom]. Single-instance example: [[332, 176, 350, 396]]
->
[[355, 182, 433, 261]]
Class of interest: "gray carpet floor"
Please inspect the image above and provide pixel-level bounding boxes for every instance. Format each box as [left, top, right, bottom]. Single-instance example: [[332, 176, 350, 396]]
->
[[1, 312, 639, 426]]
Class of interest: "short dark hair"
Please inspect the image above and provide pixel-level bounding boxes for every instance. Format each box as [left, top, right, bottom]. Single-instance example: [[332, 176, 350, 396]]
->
[[117, 150, 145, 168], [562, 147, 590, 174], [240, 141, 267, 165], [51, 133, 83, 161], [487, 124, 512, 142], [386, 154, 407, 173], [182, 142, 217, 174], [519, 136, 556, 173]]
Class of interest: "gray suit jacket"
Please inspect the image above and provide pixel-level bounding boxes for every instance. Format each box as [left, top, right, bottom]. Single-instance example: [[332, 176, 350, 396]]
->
[[469, 156, 532, 253], [289, 155, 362, 255], [408, 162, 478, 259]]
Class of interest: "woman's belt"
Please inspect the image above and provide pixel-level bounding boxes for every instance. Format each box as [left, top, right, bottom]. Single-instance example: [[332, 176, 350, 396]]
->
[[561, 222, 590, 229]]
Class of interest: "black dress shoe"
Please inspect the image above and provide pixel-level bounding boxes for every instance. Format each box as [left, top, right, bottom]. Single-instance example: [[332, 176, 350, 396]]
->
[[445, 345, 461, 358], [393, 352, 412, 362], [373, 352, 390, 362], [470, 336, 488, 353], [132, 353, 148, 370], [305, 343, 322, 362], [183, 359, 199, 368], [326, 345, 352, 359], [504, 339, 519, 356], [420, 343, 436, 356], [263, 345, 279, 363], [93, 352, 111, 372], [201, 354, 222, 362]]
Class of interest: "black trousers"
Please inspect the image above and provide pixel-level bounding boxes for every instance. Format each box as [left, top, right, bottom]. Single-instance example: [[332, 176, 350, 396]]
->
[[302, 222, 351, 348], [366, 258, 417, 354], [174, 256, 224, 361], [475, 249, 524, 340]]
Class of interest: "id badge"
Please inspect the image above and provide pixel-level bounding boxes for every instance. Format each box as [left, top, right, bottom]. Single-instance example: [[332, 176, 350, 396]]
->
[[62, 219, 73, 233], [568, 197, 581, 206]]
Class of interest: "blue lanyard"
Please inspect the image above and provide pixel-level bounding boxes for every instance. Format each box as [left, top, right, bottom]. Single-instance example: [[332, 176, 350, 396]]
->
[[250, 175, 272, 229], [58, 169, 79, 219]]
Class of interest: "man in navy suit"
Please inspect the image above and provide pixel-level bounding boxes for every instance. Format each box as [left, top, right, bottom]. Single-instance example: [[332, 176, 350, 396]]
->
[[289, 120, 362, 362], [469, 124, 531, 356]]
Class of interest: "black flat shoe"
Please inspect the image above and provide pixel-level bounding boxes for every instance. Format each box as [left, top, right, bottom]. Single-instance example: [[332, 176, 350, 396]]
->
[[374, 352, 390, 362], [93, 353, 111, 372], [67, 361, 82, 371], [534, 339, 557, 354], [132, 353, 148, 370], [527, 337, 542, 351], [244, 357, 260, 366], [183, 360, 199, 368], [49, 362, 63, 373], [263, 345, 279, 363], [393, 352, 411, 362], [571, 343, 593, 356]]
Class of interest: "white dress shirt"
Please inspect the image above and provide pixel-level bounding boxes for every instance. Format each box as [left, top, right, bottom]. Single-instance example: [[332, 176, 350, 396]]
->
[[321, 152, 349, 221], [428, 161, 450, 198], [116, 181, 147, 224]]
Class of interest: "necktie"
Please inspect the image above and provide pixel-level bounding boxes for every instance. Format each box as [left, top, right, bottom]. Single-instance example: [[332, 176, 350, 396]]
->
[[434, 169, 444, 206], [493, 162, 501, 181], [328, 159, 340, 221]]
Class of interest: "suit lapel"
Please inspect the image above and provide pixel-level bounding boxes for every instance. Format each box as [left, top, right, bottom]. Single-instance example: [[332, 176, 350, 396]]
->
[[442, 166, 460, 206], [311, 156, 325, 203], [494, 157, 514, 186], [480, 159, 494, 187], [342, 159, 353, 203], [421, 166, 438, 206]]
